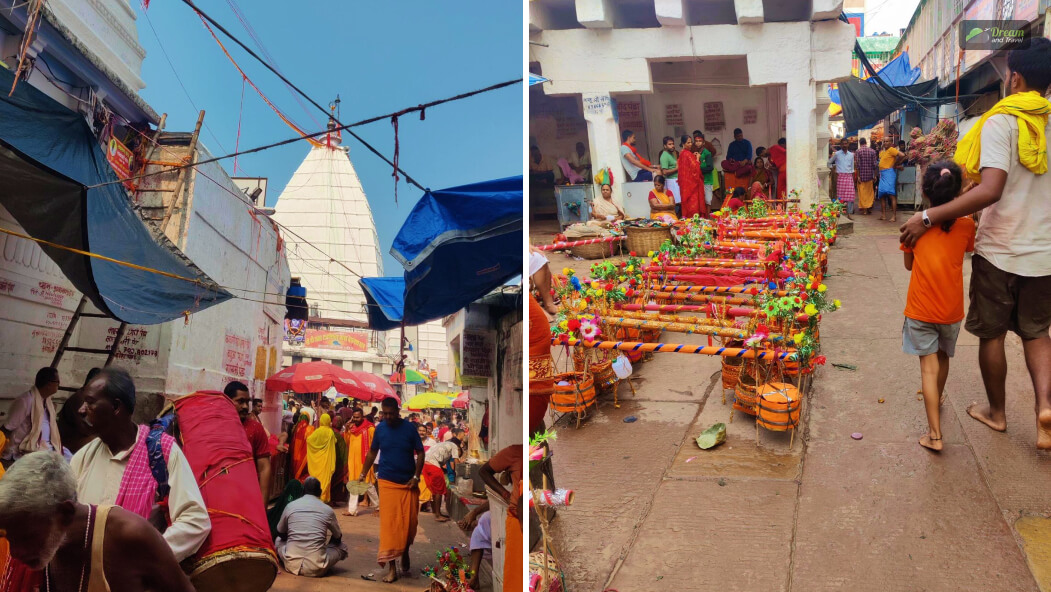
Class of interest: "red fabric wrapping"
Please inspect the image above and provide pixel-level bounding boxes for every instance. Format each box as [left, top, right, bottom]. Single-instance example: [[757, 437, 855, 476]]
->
[[678, 149, 703, 218], [174, 391, 275, 565]]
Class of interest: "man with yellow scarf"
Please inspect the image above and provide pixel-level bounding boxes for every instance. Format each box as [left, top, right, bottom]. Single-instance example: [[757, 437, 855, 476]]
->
[[900, 38, 1051, 450]]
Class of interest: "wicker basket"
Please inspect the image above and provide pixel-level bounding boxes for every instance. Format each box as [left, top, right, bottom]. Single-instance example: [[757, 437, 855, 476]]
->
[[570, 240, 616, 260], [624, 226, 672, 256], [550, 372, 597, 413], [591, 359, 617, 394], [733, 370, 761, 415], [529, 552, 564, 592], [722, 356, 744, 389]]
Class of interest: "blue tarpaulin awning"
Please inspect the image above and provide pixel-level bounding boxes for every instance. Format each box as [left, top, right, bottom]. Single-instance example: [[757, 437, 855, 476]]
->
[[0, 67, 231, 324], [360, 276, 405, 331], [361, 176, 523, 329]]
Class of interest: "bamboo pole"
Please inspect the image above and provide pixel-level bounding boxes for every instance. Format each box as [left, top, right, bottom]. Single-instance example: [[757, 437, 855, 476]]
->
[[646, 284, 788, 296], [614, 303, 812, 323], [603, 317, 788, 342], [553, 338, 798, 360], [161, 111, 205, 234]]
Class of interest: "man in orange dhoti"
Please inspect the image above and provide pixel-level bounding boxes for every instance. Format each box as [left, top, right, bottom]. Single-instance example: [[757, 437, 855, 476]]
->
[[344, 408, 379, 516], [356, 397, 425, 584], [481, 444, 523, 592]]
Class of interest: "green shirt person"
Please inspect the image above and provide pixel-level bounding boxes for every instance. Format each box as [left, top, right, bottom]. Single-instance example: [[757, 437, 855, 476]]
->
[[658, 136, 678, 179], [699, 148, 714, 186]]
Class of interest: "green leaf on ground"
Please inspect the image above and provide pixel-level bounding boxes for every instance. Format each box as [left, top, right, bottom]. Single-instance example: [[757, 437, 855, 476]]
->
[[696, 423, 727, 449], [832, 363, 857, 371]]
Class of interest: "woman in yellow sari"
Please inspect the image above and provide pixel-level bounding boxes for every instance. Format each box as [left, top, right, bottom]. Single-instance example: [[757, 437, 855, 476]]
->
[[306, 414, 338, 502], [648, 175, 677, 220]]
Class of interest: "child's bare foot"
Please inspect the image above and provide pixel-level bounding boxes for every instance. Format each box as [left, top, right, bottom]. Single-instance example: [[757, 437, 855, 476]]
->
[[383, 564, 398, 583], [967, 403, 1007, 432], [434, 515, 450, 522], [919, 434, 943, 451], [1037, 409, 1051, 450], [544, 302, 559, 316]]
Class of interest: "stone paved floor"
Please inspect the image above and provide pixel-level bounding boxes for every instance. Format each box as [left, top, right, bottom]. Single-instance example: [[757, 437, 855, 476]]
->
[[534, 212, 1051, 592]]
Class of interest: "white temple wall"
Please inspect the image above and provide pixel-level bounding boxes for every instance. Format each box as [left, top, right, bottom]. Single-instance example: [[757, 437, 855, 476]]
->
[[531, 19, 856, 206]]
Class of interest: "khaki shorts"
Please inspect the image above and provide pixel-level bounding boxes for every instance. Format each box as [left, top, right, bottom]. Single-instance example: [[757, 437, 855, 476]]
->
[[965, 255, 1051, 340]]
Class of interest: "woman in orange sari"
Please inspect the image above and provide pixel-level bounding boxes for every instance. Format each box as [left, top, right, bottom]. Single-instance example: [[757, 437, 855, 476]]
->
[[528, 294, 554, 437], [648, 175, 677, 220], [292, 417, 313, 482]]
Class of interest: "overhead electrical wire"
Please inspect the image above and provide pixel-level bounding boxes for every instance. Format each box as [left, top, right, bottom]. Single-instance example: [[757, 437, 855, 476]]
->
[[141, 9, 230, 154], [223, 0, 321, 128], [178, 0, 519, 193], [179, 0, 425, 189], [87, 77, 520, 189], [116, 115, 366, 295]]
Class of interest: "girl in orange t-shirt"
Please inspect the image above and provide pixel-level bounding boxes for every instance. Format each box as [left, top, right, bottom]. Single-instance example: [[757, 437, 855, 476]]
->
[[901, 161, 975, 452]]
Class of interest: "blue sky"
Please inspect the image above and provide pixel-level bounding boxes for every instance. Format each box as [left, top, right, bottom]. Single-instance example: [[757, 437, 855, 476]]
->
[[133, 0, 523, 274]]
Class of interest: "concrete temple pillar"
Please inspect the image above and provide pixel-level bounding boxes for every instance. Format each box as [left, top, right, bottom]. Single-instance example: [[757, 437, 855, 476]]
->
[[582, 91, 627, 206], [785, 77, 819, 208], [814, 84, 833, 204]]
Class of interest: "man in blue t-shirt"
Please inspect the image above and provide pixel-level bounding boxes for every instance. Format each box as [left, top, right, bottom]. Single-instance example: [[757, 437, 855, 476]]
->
[[356, 396, 424, 583]]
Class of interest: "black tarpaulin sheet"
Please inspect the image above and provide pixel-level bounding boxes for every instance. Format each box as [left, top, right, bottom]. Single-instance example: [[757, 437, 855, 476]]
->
[[839, 78, 938, 132]]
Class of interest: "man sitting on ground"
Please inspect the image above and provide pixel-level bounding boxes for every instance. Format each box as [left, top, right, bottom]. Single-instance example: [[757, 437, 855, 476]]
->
[[0, 451, 195, 592], [275, 476, 348, 577]]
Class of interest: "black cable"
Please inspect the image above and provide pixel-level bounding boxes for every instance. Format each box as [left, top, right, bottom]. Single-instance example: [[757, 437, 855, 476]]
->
[[180, 0, 430, 190], [36, 54, 84, 89], [87, 77, 519, 189]]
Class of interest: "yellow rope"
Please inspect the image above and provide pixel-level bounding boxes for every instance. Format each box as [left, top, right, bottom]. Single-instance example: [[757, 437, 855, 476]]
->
[[0, 226, 211, 288]]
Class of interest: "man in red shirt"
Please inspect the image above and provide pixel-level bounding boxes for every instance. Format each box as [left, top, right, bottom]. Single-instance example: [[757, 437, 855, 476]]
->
[[224, 381, 272, 499]]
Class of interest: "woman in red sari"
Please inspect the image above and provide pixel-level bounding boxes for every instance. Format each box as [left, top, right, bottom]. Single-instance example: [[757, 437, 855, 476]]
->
[[677, 135, 704, 218], [768, 138, 787, 199]]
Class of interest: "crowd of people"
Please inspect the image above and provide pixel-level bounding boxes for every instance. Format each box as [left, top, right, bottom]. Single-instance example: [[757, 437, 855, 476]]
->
[[0, 367, 522, 590], [827, 136, 907, 221], [530, 125, 790, 222]]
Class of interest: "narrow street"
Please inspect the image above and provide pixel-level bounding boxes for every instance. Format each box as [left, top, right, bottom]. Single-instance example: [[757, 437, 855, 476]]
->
[[534, 213, 1051, 592], [269, 504, 470, 592]]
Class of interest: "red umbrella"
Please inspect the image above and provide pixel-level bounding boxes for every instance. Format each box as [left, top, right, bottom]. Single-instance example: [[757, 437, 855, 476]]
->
[[347, 371, 399, 404], [452, 392, 469, 409], [265, 361, 397, 403]]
